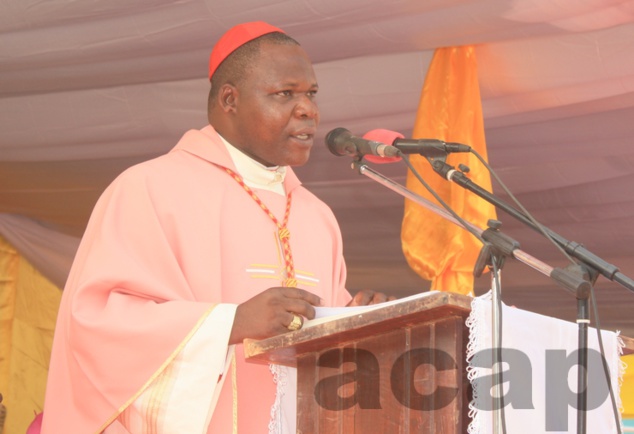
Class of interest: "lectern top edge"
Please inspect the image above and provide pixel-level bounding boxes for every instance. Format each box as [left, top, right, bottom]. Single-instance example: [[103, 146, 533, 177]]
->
[[244, 291, 473, 366]]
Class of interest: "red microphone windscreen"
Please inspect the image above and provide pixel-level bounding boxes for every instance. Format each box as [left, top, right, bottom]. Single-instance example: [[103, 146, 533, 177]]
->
[[362, 129, 403, 164]]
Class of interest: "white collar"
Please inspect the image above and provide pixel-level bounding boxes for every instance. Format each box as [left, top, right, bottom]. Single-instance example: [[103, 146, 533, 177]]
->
[[219, 134, 286, 196]]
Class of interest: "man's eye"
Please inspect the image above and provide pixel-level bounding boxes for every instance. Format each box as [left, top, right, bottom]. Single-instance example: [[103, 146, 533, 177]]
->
[[278, 90, 292, 96]]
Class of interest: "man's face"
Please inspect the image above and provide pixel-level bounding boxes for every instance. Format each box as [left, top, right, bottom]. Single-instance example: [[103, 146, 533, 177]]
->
[[231, 42, 319, 167]]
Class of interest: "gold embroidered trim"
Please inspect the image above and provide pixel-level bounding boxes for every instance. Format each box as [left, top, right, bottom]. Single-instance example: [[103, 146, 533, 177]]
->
[[232, 355, 238, 434]]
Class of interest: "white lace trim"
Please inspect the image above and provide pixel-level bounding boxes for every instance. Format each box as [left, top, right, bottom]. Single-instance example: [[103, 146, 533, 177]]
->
[[465, 290, 490, 434], [268, 363, 288, 434], [616, 331, 626, 423]]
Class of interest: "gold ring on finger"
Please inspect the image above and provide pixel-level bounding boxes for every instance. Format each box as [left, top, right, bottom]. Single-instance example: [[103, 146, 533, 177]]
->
[[287, 314, 303, 331]]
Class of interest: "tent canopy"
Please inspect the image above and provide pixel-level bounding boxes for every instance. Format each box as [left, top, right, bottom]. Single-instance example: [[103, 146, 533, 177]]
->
[[1, 0, 633, 335]]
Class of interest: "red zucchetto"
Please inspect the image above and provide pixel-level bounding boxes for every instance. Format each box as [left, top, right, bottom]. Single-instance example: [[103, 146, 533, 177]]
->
[[208, 21, 285, 79]]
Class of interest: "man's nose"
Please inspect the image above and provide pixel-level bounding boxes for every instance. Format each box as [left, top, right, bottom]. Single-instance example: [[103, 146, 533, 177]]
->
[[294, 95, 318, 119]]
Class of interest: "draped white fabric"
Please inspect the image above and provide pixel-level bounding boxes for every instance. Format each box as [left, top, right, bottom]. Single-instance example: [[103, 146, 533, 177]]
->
[[0, 213, 79, 288], [467, 292, 624, 434]]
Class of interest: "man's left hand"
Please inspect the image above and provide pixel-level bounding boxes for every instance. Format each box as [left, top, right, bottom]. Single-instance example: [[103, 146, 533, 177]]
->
[[346, 289, 397, 306]]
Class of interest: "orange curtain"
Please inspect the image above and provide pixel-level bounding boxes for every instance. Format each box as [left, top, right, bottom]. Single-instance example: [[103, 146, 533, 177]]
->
[[401, 46, 496, 296], [0, 235, 62, 434]]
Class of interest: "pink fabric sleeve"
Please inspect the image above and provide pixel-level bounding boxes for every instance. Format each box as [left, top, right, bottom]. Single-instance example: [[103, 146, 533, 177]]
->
[[43, 167, 220, 434]]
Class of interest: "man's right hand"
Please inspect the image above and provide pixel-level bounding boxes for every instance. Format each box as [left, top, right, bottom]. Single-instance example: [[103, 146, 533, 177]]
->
[[229, 287, 322, 344]]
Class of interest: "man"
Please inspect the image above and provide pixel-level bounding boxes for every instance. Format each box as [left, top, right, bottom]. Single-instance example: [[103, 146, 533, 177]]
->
[[41, 21, 391, 434]]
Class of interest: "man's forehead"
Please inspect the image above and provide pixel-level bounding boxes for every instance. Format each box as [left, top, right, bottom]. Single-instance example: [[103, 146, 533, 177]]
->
[[250, 46, 318, 86]]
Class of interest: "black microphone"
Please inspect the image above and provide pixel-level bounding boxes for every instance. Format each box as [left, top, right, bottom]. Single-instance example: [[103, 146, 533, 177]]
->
[[325, 128, 401, 158], [326, 127, 472, 160], [393, 138, 471, 158]]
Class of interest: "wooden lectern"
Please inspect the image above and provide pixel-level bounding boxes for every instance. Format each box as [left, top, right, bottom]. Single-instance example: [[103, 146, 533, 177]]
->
[[245, 291, 634, 434], [244, 292, 473, 433]]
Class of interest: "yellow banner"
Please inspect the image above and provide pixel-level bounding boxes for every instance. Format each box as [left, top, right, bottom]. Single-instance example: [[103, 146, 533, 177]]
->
[[401, 46, 496, 296], [0, 236, 61, 434]]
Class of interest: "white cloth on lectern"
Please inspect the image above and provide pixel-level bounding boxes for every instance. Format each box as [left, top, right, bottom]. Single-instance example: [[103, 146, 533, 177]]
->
[[270, 365, 297, 434], [466, 291, 625, 434]]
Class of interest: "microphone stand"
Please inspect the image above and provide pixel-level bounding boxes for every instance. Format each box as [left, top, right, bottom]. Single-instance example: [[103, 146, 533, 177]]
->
[[429, 160, 634, 434], [351, 159, 592, 434]]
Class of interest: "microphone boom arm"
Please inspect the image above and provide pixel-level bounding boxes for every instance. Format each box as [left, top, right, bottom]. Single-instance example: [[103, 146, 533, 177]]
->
[[353, 160, 591, 295], [430, 160, 634, 293]]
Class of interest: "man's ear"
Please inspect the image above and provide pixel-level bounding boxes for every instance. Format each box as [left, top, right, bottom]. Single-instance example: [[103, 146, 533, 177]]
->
[[219, 84, 238, 113]]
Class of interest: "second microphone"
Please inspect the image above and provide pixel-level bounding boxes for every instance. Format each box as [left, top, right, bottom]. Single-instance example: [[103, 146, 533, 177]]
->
[[325, 127, 472, 160]]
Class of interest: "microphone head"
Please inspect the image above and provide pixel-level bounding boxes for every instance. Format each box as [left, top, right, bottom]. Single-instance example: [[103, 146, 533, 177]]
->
[[325, 127, 354, 156], [362, 129, 403, 164]]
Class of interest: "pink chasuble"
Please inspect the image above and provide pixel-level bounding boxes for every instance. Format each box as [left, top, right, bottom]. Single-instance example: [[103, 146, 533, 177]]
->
[[42, 125, 351, 433]]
